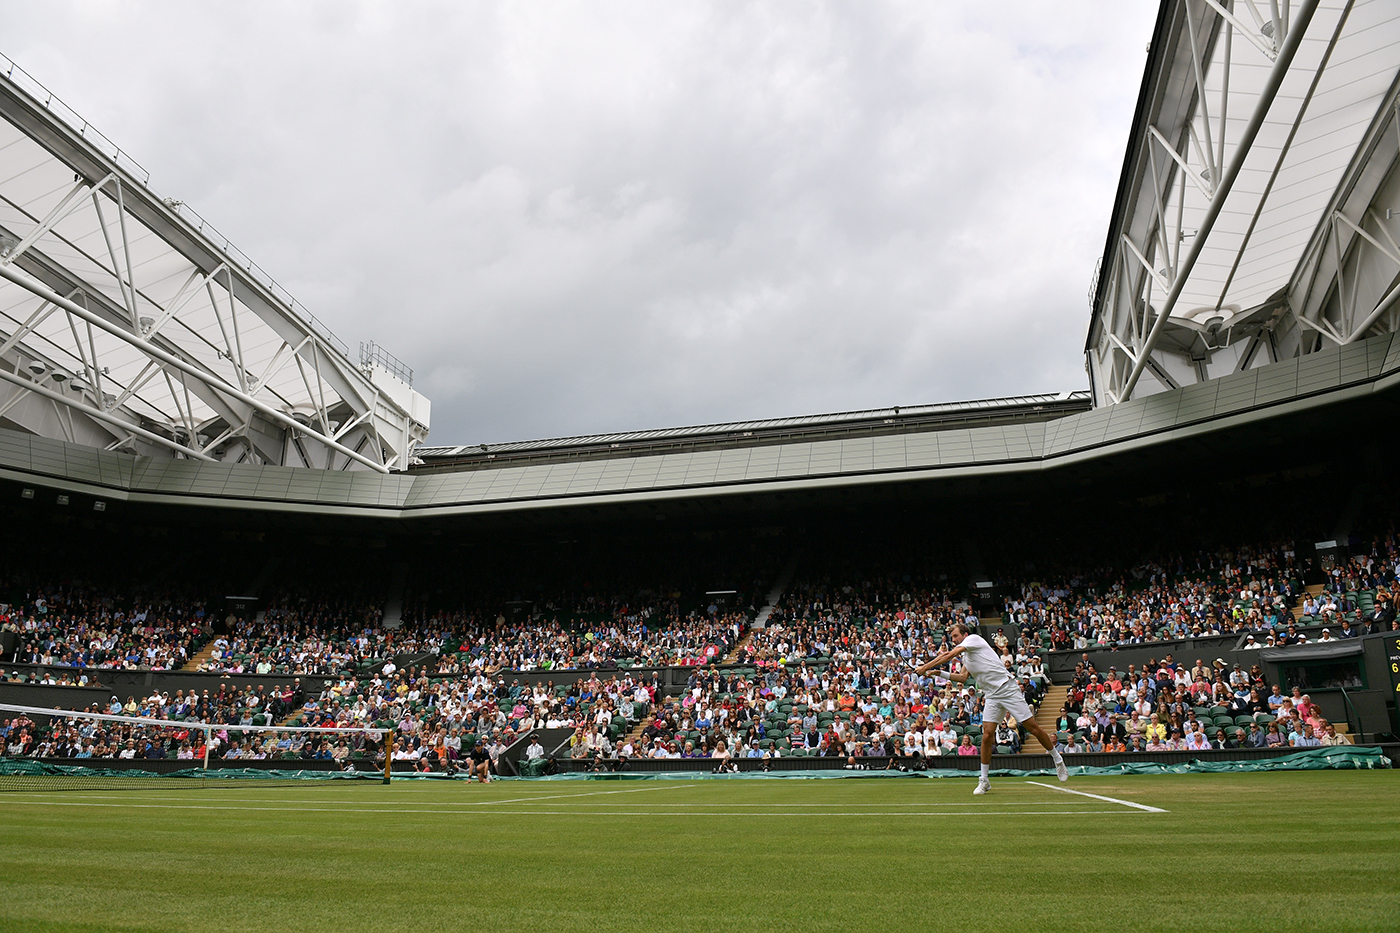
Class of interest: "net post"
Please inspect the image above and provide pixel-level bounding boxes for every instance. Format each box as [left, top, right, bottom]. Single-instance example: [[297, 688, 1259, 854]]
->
[[383, 729, 393, 785]]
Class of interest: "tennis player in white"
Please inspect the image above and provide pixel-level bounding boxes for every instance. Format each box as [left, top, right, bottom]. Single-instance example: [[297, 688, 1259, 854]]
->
[[914, 621, 1068, 794]]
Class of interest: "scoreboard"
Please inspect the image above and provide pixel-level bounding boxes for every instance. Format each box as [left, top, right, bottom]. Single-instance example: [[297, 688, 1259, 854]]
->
[[1390, 635, 1400, 701]]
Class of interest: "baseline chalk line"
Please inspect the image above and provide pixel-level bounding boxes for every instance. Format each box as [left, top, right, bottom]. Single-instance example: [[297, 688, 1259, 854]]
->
[[1024, 781, 1168, 813]]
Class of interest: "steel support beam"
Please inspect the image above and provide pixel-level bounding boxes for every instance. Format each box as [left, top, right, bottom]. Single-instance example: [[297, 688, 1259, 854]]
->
[[0, 262, 390, 473], [0, 364, 212, 460], [1119, 0, 1321, 401]]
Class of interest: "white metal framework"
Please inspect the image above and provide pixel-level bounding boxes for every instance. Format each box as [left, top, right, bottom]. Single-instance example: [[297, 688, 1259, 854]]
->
[[0, 55, 429, 471], [1087, 0, 1400, 404]]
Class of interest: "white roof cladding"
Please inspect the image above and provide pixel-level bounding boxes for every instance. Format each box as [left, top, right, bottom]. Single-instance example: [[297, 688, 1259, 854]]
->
[[0, 54, 428, 470], [1088, 0, 1400, 405]]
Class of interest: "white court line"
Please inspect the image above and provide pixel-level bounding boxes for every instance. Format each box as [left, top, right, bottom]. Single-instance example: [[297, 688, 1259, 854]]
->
[[0, 800, 1142, 817], [444, 783, 701, 806], [0, 783, 698, 807], [470, 795, 1103, 801], [1024, 781, 1168, 813]]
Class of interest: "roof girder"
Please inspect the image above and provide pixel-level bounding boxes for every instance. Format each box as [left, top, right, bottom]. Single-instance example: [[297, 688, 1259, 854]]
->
[[0, 66, 428, 469]]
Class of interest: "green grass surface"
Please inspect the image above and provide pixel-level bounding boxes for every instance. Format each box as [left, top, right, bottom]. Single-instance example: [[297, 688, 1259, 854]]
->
[[1, 770, 1396, 933]]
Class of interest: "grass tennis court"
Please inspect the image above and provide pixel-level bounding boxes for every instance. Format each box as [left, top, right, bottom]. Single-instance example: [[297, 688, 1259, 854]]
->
[[2, 770, 1396, 933]]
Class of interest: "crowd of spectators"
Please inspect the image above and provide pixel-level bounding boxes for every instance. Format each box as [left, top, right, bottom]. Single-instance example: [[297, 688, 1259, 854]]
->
[[0, 585, 210, 671], [0, 680, 358, 762], [284, 665, 664, 774], [5, 525, 1398, 772], [5, 575, 750, 680], [562, 647, 1048, 768], [1051, 653, 1354, 753], [426, 610, 745, 673], [197, 596, 395, 675], [649, 671, 955, 761], [1002, 536, 1400, 653]]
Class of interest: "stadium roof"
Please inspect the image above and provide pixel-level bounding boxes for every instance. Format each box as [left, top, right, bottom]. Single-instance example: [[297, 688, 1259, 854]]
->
[[1, 332, 1395, 518], [1088, 0, 1400, 405], [415, 392, 1091, 468], [0, 53, 428, 471]]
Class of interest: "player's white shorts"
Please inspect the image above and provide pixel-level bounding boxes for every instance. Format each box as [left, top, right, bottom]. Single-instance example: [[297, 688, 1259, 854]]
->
[[981, 682, 1033, 726]]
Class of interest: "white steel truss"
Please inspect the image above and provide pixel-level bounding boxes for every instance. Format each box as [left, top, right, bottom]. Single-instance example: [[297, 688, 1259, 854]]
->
[[0, 55, 429, 470], [1086, 0, 1400, 405]]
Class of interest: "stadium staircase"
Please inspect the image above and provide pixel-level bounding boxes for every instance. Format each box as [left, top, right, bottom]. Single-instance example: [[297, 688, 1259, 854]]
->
[[722, 635, 752, 665], [619, 713, 654, 750], [722, 552, 799, 663], [181, 642, 220, 672], [381, 562, 409, 629], [1027, 683, 1068, 751], [274, 709, 302, 727]]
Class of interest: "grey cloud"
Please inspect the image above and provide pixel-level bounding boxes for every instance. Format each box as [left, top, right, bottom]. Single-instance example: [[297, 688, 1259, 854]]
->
[[5, 2, 1157, 444]]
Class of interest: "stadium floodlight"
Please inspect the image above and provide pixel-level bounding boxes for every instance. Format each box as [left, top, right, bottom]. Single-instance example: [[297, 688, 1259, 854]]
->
[[0, 703, 393, 791]]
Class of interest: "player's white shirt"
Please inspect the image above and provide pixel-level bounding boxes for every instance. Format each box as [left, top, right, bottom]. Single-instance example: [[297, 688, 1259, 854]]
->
[[958, 634, 1014, 693]]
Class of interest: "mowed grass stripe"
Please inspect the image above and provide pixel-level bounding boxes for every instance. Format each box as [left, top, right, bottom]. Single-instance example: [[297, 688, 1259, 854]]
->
[[0, 800, 1136, 816], [0, 779, 1122, 814]]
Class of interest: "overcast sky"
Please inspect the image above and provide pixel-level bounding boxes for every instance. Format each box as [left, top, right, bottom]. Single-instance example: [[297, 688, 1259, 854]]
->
[[6, 2, 1158, 446]]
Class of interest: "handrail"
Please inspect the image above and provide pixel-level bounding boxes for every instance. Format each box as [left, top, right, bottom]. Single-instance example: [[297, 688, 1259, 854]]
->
[[360, 341, 414, 386], [0, 52, 149, 183], [1338, 686, 1362, 742]]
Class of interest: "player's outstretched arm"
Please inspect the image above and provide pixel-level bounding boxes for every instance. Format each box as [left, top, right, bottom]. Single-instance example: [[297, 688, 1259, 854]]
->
[[914, 646, 964, 677], [909, 659, 966, 683]]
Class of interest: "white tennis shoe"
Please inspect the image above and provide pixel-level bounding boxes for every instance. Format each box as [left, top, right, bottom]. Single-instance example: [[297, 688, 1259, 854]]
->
[[1055, 757, 1069, 782], [973, 777, 990, 795]]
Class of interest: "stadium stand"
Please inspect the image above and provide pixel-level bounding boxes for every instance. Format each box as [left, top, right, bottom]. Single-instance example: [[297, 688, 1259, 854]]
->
[[3, 487, 1399, 773]]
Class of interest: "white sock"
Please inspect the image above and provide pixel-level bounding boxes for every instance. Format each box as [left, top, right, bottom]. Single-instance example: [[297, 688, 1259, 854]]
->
[[979, 763, 989, 780], [1050, 747, 1063, 762]]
